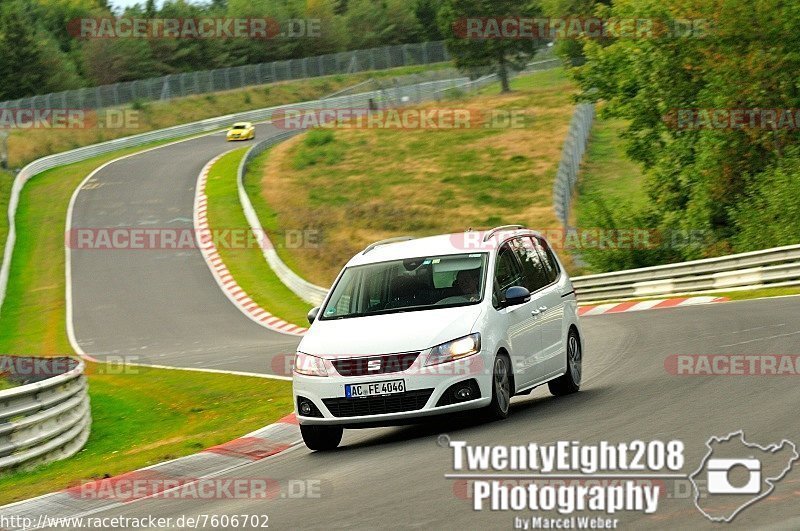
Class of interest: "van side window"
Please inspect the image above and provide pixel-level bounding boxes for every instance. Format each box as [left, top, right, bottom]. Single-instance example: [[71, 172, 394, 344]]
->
[[531, 236, 560, 284], [513, 237, 549, 292], [493, 243, 524, 308]]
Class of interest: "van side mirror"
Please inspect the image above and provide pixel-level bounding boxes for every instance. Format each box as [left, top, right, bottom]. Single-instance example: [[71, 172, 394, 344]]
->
[[307, 307, 320, 324], [503, 286, 531, 308]]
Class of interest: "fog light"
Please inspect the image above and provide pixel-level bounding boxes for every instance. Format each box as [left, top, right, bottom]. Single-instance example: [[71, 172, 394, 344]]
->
[[456, 387, 472, 400], [435, 379, 481, 407], [299, 400, 313, 415]]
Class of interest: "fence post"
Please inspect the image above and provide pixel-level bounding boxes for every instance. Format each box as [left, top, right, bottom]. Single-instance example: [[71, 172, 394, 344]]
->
[[160, 76, 171, 101]]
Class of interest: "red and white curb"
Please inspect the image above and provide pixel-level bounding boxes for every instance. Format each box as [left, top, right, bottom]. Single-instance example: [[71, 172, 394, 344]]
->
[[0, 414, 301, 525], [194, 154, 306, 336], [578, 295, 730, 317]]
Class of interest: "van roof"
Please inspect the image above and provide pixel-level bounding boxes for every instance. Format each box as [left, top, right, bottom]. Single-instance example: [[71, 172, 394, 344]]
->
[[346, 229, 542, 267]]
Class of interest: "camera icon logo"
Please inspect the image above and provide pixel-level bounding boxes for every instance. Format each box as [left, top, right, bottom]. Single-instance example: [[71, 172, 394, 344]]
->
[[706, 458, 761, 494], [690, 431, 798, 522]]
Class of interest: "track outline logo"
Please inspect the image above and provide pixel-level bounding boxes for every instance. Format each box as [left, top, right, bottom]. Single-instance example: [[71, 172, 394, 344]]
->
[[689, 430, 799, 523]]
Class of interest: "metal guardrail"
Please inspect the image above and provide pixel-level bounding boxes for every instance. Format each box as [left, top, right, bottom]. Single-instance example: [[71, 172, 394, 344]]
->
[[235, 56, 584, 306], [0, 71, 475, 316], [0, 356, 90, 471], [553, 103, 595, 227], [236, 73, 512, 306], [572, 244, 800, 303], [0, 42, 450, 112], [236, 57, 566, 306], [238, 129, 327, 306]]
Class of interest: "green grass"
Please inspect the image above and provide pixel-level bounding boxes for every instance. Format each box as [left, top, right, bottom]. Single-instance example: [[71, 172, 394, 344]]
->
[[204, 149, 312, 326], [0, 62, 453, 264], [243, 150, 320, 293], [0, 366, 292, 505], [0, 377, 16, 391], [580, 286, 800, 306], [0, 63, 452, 272], [0, 169, 12, 266], [571, 117, 647, 225], [255, 67, 580, 285], [0, 170, 14, 264], [0, 146, 167, 355], [699, 286, 800, 301], [0, 141, 293, 504], [6, 62, 452, 169]]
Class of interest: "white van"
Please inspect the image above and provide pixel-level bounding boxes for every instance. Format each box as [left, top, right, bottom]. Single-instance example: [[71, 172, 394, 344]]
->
[[292, 226, 583, 450]]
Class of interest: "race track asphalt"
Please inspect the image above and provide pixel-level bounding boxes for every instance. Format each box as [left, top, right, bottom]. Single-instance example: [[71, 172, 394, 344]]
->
[[68, 123, 302, 374], [72, 296, 800, 529], [63, 108, 800, 529]]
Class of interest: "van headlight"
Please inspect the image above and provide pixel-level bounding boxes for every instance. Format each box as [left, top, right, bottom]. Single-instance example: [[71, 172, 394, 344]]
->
[[424, 333, 481, 366], [294, 352, 329, 377]]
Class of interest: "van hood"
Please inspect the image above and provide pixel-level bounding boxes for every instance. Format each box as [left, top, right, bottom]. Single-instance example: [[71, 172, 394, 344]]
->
[[298, 305, 484, 358]]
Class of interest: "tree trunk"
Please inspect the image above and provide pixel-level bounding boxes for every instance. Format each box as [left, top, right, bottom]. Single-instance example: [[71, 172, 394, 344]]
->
[[498, 52, 510, 93]]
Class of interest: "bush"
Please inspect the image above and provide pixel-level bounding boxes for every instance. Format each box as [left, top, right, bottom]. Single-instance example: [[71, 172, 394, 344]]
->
[[293, 130, 343, 170], [304, 129, 335, 147], [576, 193, 681, 273], [731, 148, 800, 252]]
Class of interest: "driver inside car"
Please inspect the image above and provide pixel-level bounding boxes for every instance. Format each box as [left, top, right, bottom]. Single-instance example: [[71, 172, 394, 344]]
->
[[454, 268, 480, 301]]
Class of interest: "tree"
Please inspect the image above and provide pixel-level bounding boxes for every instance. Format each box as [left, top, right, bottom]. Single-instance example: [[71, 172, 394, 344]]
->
[[572, 0, 800, 264], [414, 0, 443, 41], [439, 0, 543, 92], [0, 0, 82, 99], [81, 38, 162, 84], [299, 0, 346, 57], [343, 0, 421, 50]]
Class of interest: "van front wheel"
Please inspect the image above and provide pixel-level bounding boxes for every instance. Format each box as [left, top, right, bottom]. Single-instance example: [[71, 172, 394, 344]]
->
[[485, 354, 512, 420], [300, 424, 343, 451]]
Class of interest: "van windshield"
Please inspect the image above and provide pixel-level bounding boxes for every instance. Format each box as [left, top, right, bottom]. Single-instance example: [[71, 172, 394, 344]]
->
[[320, 253, 488, 320]]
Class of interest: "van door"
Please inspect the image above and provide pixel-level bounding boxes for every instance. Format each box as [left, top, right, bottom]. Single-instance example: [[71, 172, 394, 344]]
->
[[493, 241, 542, 389], [527, 236, 566, 377]]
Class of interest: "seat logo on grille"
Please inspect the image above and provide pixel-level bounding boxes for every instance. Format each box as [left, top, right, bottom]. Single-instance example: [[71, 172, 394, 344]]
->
[[367, 359, 381, 371]]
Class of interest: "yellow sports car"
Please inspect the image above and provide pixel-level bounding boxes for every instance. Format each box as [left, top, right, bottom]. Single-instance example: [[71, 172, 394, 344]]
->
[[226, 122, 255, 141]]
